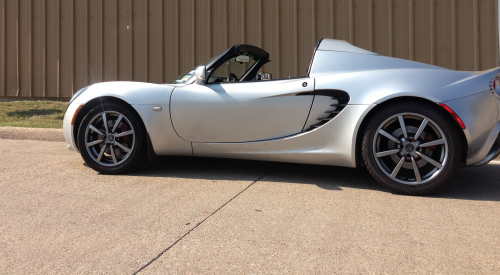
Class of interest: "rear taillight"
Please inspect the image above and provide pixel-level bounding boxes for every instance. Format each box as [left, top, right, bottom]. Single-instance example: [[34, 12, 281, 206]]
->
[[490, 75, 500, 96]]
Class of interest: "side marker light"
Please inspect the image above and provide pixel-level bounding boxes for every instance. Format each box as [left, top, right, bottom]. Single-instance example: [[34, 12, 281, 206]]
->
[[71, 104, 84, 125], [440, 103, 466, 129]]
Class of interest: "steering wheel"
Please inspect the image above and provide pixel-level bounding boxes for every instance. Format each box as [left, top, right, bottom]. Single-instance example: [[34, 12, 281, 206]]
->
[[227, 73, 239, 82]]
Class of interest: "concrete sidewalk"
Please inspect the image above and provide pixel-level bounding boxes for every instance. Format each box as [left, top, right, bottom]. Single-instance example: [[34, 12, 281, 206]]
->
[[1, 139, 500, 274]]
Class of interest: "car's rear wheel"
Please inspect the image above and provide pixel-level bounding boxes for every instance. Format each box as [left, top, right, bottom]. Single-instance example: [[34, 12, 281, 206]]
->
[[78, 102, 146, 174], [362, 101, 461, 195]]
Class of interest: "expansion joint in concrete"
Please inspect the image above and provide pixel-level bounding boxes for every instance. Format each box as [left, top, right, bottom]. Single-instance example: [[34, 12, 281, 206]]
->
[[132, 165, 279, 274]]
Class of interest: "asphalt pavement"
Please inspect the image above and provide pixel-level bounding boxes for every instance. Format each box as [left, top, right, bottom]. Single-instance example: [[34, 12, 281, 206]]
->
[[1, 138, 499, 274]]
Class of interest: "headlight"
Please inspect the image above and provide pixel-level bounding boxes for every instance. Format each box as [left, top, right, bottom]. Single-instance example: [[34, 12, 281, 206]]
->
[[68, 85, 91, 106]]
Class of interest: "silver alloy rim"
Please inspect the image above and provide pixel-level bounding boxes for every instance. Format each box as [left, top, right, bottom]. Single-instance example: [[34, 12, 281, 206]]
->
[[84, 111, 135, 167], [372, 113, 448, 185]]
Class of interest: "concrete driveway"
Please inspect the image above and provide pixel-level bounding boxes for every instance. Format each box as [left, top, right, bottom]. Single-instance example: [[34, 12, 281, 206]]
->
[[1, 138, 499, 274]]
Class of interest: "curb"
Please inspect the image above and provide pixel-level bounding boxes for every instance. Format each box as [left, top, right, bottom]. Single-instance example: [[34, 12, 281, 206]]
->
[[0, 126, 65, 142]]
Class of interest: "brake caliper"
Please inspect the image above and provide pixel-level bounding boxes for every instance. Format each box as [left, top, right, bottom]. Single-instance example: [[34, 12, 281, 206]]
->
[[121, 124, 130, 145], [424, 134, 436, 150]]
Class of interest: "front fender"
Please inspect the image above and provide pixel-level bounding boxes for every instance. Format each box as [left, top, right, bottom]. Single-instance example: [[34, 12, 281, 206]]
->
[[73, 81, 173, 105], [64, 81, 192, 156]]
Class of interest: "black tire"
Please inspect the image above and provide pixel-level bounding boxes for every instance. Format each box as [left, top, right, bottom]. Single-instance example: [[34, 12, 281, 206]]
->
[[362, 100, 462, 195], [77, 101, 147, 174]]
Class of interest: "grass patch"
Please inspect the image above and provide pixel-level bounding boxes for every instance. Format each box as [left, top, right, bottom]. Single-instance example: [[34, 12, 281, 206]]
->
[[0, 101, 67, 128]]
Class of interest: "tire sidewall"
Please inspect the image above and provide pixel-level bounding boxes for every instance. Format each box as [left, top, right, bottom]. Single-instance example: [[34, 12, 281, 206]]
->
[[78, 102, 146, 174], [362, 101, 461, 195]]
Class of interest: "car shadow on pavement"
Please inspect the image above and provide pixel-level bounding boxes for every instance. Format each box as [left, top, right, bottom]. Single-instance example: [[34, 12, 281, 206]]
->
[[126, 156, 389, 193], [431, 163, 500, 201], [119, 156, 500, 202]]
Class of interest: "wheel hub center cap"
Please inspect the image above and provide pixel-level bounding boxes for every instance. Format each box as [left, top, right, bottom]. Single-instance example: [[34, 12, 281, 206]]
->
[[405, 144, 415, 153], [107, 134, 115, 142]]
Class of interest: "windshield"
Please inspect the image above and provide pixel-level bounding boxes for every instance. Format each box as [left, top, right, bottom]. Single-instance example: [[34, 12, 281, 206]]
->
[[169, 49, 230, 84], [207, 55, 257, 83]]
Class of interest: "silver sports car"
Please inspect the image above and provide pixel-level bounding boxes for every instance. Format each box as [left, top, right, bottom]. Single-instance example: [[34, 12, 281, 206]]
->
[[63, 38, 500, 195]]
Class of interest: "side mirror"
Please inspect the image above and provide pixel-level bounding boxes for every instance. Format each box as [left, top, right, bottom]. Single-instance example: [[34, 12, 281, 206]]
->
[[236, 55, 250, 63], [260, 72, 272, 81], [195, 66, 206, 84]]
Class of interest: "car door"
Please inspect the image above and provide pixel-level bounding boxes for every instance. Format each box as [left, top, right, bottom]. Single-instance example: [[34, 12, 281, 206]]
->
[[170, 78, 314, 143]]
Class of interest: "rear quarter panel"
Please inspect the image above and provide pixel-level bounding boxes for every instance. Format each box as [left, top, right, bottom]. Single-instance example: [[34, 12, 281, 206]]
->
[[312, 51, 498, 104], [312, 51, 500, 166], [315, 68, 493, 105]]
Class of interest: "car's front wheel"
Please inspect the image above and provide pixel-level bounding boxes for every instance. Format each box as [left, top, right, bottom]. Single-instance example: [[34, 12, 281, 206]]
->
[[78, 102, 146, 174], [362, 101, 462, 195]]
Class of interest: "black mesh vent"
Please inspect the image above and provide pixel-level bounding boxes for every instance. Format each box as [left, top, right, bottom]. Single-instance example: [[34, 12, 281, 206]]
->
[[304, 89, 350, 131]]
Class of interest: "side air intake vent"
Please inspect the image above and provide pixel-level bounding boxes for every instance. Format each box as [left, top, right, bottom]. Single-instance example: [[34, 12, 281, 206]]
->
[[304, 90, 350, 131]]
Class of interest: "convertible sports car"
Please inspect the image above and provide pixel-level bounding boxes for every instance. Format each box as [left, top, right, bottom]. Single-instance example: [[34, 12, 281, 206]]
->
[[63, 38, 500, 195]]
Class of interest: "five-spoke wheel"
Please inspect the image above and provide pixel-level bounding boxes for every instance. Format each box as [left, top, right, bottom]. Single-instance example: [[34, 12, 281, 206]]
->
[[362, 101, 461, 195], [78, 102, 146, 174]]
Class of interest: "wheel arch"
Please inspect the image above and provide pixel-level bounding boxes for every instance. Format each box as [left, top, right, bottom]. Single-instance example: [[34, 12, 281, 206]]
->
[[354, 96, 468, 168]]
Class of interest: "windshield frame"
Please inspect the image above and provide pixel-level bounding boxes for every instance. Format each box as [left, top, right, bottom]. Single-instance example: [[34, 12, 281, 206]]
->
[[168, 49, 230, 84]]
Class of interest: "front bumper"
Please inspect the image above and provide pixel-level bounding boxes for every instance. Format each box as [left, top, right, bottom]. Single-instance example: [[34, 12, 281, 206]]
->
[[63, 102, 81, 152]]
